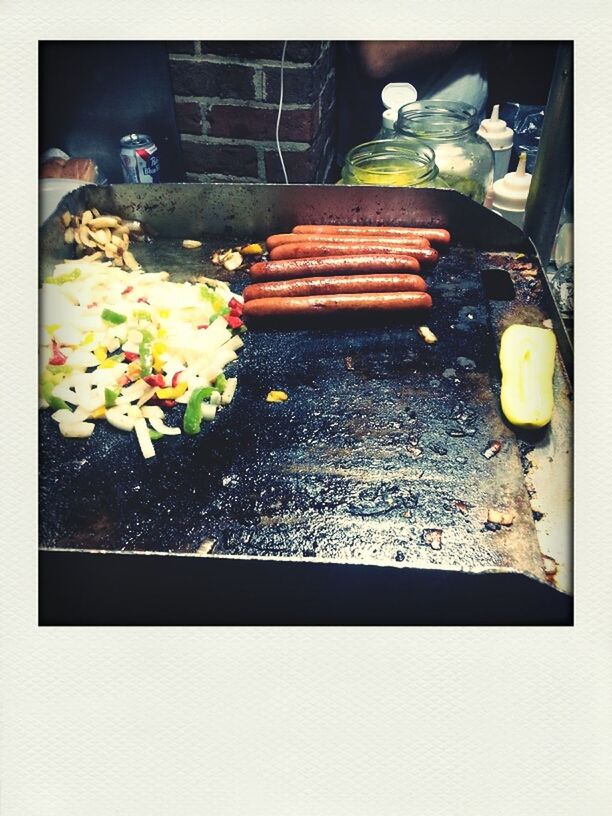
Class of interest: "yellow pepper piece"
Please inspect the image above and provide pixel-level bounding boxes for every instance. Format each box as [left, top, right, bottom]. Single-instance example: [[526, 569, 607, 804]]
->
[[81, 331, 95, 346], [241, 243, 264, 255], [499, 325, 556, 429], [99, 356, 120, 368], [266, 390, 288, 403], [91, 405, 106, 419], [155, 382, 188, 400], [94, 346, 107, 363], [153, 355, 166, 373], [45, 323, 60, 336], [157, 327, 168, 339], [158, 309, 170, 319]]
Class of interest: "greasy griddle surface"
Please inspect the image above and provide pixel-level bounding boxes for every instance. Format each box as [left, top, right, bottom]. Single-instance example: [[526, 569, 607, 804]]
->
[[39, 240, 544, 579]]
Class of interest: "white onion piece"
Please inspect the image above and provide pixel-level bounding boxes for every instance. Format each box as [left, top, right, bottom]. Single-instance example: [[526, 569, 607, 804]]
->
[[136, 386, 156, 407], [141, 405, 164, 419], [200, 404, 217, 422], [51, 383, 78, 403], [134, 417, 156, 459], [106, 407, 135, 432], [59, 421, 95, 438], [210, 391, 221, 406], [149, 417, 181, 436], [224, 335, 244, 352], [221, 377, 237, 405], [51, 408, 76, 424]]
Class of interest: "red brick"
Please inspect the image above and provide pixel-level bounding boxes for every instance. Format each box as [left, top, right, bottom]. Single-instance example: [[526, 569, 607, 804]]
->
[[166, 41, 197, 55], [174, 101, 202, 135], [201, 41, 325, 63], [169, 59, 255, 99], [181, 140, 259, 177], [207, 104, 318, 141], [263, 53, 334, 104], [264, 148, 317, 183]]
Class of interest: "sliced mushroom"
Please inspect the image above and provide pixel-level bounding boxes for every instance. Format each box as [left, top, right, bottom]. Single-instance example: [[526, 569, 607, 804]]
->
[[64, 227, 75, 244], [182, 239, 203, 249], [89, 216, 119, 230], [79, 224, 97, 248], [222, 251, 243, 271], [123, 250, 140, 271]]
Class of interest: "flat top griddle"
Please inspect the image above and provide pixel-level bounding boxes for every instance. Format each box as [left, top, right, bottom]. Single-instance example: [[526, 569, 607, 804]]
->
[[39, 184, 573, 594]]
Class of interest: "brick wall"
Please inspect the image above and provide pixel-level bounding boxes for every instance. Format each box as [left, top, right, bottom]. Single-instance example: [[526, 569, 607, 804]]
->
[[167, 41, 337, 183]]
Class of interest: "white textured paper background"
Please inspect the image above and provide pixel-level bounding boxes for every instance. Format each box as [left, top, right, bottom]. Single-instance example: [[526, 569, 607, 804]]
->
[[2, 2, 612, 814]]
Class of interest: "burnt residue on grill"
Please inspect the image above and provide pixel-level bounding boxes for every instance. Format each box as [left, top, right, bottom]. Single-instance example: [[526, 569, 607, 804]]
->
[[39, 242, 556, 581]]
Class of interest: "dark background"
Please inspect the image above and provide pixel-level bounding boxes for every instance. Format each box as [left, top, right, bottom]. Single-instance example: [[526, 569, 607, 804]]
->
[[39, 41, 185, 183]]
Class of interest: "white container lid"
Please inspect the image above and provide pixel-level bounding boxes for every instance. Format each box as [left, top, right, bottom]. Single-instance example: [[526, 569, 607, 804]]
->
[[477, 104, 514, 150], [492, 152, 532, 212], [381, 82, 418, 111], [381, 108, 397, 131]]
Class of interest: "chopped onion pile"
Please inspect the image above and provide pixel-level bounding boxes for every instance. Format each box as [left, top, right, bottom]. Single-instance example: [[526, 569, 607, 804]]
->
[[39, 259, 245, 458]]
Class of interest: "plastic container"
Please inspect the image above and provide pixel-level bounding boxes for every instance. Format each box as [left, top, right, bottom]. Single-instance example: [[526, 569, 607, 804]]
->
[[491, 151, 532, 228], [376, 82, 418, 137], [395, 99, 494, 203], [477, 104, 514, 181], [340, 138, 450, 189]]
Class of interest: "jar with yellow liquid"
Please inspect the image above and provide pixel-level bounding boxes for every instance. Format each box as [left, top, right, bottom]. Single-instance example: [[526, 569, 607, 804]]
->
[[340, 138, 450, 189]]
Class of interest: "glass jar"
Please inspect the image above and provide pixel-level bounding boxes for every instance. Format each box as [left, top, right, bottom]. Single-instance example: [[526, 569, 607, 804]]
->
[[340, 138, 450, 189], [395, 100, 494, 203]]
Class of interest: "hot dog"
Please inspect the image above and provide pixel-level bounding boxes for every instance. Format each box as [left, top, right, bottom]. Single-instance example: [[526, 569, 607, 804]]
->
[[266, 232, 430, 250], [243, 291, 433, 318], [249, 254, 422, 282], [267, 243, 439, 265], [242, 273, 428, 301], [292, 224, 451, 245]]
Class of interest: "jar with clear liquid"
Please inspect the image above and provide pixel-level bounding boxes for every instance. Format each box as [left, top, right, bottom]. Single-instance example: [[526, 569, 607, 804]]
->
[[395, 100, 494, 202]]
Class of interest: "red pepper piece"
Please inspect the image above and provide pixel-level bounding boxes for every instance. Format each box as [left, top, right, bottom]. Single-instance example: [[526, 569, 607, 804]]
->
[[121, 286, 133, 295], [137, 297, 150, 304], [160, 399, 176, 408], [228, 297, 243, 313], [49, 339, 67, 366], [225, 315, 243, 329], [171, 370, 184, 388], [229, 307, 242, 318], [86, 301, 98, 309], [123, 350, 139, 362], [144, 374, 165, 388], [197, 324, 209, 330], [117, 374, 131, 387]]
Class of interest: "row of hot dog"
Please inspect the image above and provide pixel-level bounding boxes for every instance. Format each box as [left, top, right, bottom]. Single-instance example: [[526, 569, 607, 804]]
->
[[240, 224, 449, 319]]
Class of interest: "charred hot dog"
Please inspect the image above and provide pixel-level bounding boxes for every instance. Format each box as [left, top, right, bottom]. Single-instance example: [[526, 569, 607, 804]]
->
[[243, 291, 433, 318], [267, 243, 439, 265], [249, 254, 422, 281], [291, 224, 451, 245], [243, 273, 428, 301]]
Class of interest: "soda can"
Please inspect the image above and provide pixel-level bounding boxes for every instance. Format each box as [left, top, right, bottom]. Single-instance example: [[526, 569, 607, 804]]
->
[[119, 133, 161, 183]]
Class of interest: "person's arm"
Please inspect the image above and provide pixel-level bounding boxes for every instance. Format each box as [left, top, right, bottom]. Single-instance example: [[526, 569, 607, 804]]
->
[[356, 41, 462, 80]]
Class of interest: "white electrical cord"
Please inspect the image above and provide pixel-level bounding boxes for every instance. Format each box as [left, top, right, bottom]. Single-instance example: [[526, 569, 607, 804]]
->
[[275, 40, 289, 184]]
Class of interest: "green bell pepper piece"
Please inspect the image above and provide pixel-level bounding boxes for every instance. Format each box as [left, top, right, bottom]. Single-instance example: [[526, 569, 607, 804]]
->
[[101, 308, 127, 325]]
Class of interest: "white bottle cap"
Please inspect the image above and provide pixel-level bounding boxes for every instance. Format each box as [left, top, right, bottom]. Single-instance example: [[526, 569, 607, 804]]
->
[[492, 152, 532, 212], [381, 82, 418, 111], [477, 104, 514, 150], [381, 108, 397, 132]]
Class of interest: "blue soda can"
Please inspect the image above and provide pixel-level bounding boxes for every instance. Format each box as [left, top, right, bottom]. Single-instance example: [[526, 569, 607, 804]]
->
[[119, 133, 161, 183]]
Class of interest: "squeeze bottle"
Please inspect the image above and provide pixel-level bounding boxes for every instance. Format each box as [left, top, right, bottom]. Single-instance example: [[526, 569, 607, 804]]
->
[[491, 152, 532, 229], [378, 82, 418, 136], [477, 104, 514, 181]]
